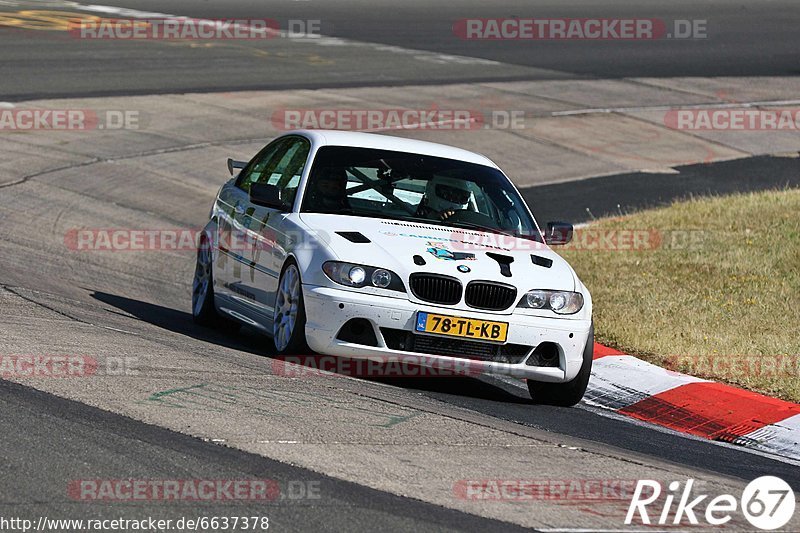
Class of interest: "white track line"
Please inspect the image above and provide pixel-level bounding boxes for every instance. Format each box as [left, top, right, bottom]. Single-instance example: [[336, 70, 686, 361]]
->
[[552, 99, 800, 116]]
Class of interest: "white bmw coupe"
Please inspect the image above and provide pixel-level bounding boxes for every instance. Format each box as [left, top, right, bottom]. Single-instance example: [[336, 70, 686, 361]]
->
[[193, 130, 593, 406]]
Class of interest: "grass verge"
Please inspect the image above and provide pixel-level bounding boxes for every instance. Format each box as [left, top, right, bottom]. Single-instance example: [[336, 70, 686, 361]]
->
[[558, 189, 800, 402]]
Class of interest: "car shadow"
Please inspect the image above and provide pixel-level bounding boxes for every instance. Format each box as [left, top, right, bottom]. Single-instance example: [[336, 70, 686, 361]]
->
[[90, 291, 270, 358], [91, 291, 531, 404]]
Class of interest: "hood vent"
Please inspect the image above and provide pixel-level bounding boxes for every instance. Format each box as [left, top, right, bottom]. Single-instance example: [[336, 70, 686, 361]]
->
[[531, 255, 553, 268], [336, 231, 370, 243], [485, 252, 514, 277]]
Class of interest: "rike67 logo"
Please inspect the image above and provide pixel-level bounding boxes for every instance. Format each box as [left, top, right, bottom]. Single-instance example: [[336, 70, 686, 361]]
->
[[626, 476, 795, 530]]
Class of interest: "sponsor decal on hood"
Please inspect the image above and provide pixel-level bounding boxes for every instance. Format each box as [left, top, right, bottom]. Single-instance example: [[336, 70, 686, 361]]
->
[[425, 241, 476, 261]]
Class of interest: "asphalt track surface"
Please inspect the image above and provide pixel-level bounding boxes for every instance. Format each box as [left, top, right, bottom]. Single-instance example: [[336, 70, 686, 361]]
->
[[1, 0, 799, 99], [0, 379, 530, 532], [2, 1, 800, 531]]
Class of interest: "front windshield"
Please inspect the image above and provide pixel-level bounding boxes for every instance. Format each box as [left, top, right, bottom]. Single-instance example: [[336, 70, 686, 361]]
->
[[301, 146, 542, 241]]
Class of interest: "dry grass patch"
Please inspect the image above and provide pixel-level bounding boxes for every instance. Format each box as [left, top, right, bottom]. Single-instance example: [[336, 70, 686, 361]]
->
[[559, 189, 800, 401]]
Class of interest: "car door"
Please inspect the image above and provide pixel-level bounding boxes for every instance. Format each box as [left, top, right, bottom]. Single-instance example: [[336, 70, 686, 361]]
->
[[242, 136, 311, 321], [214, 137, 289, 320]]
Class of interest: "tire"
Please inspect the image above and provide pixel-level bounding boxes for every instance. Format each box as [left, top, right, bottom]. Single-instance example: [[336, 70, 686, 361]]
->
[[192, 233, 239, 331], [272, 260, 309, 354], [527, 323, 594, 407]]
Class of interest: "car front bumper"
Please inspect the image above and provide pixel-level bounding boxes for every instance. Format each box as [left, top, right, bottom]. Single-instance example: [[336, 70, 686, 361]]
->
[[302, 285, 592, 382]]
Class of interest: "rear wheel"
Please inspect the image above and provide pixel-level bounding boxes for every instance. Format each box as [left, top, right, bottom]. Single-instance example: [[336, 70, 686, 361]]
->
[[273, 260, 309, 354], [528, 323, 593, 407], [192, 234, 239, 331]]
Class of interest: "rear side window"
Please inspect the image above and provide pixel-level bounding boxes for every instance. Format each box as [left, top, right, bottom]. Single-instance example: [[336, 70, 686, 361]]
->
[[235, 137, 311, 207], [264, 138, 310, 206], [235, 138, 288, 193]]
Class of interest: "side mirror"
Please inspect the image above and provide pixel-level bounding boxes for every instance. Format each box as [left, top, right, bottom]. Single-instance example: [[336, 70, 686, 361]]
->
[[544, 221, 573, 245], [250, 183, 290, 211]]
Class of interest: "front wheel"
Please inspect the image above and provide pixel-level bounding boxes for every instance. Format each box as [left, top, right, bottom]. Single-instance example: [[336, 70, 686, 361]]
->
[[527, 323, 593, 407], [273, 261, 309, 354]]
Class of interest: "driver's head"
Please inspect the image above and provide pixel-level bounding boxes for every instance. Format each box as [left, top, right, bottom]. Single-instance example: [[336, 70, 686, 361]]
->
[[425, 176, 472, 212], [310, 167, 348, 209]]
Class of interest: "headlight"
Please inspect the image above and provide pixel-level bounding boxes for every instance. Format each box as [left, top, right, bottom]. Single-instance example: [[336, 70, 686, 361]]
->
[[322, 261, 405, 292], [525, 290, 548, 309], [518, 290, 583, 315], [371, 268, 392, 288], [549, 292, 567, 311], [349, 266, 366, 285]]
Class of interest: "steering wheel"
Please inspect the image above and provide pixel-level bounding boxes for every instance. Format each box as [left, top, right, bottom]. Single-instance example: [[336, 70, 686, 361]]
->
[[442, 209, 500, 229]]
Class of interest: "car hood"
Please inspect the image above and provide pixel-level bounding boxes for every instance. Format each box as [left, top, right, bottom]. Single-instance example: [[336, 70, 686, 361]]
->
[[298, 214, 576, 291]]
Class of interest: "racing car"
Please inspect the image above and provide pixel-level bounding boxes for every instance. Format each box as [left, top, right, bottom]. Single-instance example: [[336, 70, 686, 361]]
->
[[192, 130, 593, 406]]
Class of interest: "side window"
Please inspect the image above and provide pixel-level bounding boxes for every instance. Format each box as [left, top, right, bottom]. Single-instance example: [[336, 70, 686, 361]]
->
[[235, 139, 288, 193], [235, 137, 310, 208], [267, 137, 311, 206]]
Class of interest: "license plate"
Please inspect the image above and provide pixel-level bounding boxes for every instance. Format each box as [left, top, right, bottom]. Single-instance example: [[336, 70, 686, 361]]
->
[[415, 312, 508, 342]]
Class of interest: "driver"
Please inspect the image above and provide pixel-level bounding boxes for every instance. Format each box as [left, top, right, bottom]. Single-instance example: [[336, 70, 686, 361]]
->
[[305, 167, 350, 212], [416, 176, 473, 221]]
